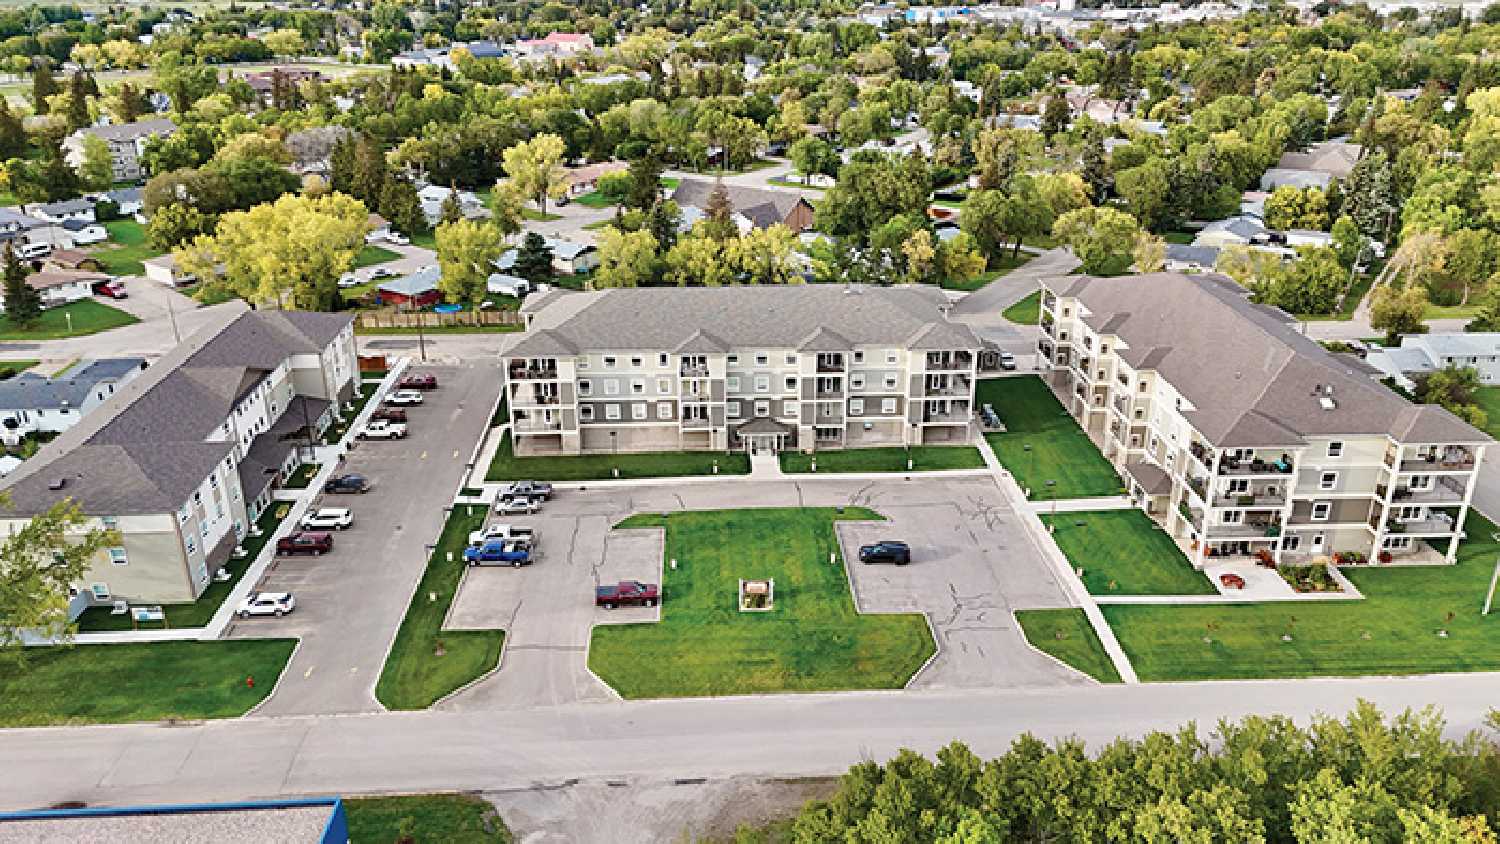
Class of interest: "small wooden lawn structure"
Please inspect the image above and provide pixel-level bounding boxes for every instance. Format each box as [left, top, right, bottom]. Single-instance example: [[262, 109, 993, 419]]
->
[[739, 578, 775, 612]]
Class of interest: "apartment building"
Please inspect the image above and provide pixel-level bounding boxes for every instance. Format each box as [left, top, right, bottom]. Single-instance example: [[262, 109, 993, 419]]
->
[[62, 118, 176, 183], [0, 303, 357, 611], [1038, 272, 1489, 567], [504, 286, 985, 455]]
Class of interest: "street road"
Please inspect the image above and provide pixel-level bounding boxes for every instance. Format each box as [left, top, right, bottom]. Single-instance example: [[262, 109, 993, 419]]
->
[[1, 672, 1497, 810]]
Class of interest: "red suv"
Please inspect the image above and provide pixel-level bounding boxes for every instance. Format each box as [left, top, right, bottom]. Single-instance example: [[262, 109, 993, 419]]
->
[[596, 580, 659, 609], [92, 280, 127, 299], [372, 407, 408, 423], [400, 373, 439, 390], [276, 531, 333, 556]]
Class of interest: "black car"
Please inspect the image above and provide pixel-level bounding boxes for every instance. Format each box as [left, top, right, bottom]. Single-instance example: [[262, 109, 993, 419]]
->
[[859, 541, 911, 566], [324, 473, 372, 494]]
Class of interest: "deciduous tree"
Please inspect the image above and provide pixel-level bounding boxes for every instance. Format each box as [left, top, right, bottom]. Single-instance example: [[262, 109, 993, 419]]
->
[[501, 133, 568, 216], [593, 227, 658, 288], [435, 219, 503, 311]]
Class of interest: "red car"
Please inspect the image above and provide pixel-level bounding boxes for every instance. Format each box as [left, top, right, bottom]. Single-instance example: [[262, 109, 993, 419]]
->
[[276, 531, 333, 556], [92, 280, 127, 299], [372, 407, 408, 423], [399, 373, 439, 390], [596, 580, 659, 609]]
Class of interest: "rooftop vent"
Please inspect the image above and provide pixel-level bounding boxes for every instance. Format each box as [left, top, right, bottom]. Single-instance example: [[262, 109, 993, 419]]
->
[[1319, 396, 1337, 411], [47, 477, 66, 490]]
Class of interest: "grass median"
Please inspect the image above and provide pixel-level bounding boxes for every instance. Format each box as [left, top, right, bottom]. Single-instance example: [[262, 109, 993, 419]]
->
[[590, 507, 935, 698], [976, 375, 1125, 500], [346, 793, 510, 843], [0, 300, 139, 340], [486, 432, 748, 482], [376, 505, 504, 710], [1015, 608, 1122, 683], [0, 639, 295, 726], [779, 445, 985, 474]]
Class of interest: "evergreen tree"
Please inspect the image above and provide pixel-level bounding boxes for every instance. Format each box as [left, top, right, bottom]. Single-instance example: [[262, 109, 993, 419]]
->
[[111, 82, 146, 124], [1341, 149, 1398, 243], [328, 134, 357, 195], [379, 176, 423, 236], [702, 181, 736, 241], [65, 71, 90, 131], [1080, 131, 1111, 205], [647, 201, 679, 254], [513, 231, 554, 285], [0, 100, 26, 160], [626, 150, 664, 211], [1041, 93, 1070, 140], [440, 187, 462, 225], [40, 142, 77, 201], [3, 245, 41, 328], [350, 136, 388, 207], [30, 66, 56, 115]]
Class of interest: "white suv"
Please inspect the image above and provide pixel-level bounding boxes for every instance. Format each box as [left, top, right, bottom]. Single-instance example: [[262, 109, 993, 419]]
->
[[300, 507, 354, 530], [237, 592, 295, 618]]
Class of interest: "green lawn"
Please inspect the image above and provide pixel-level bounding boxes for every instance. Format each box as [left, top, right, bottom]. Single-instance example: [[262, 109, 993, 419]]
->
[[1300, 272, 1375, 322], [0, 300, 139, 340], [0, 639, 294, 726], [1016, 609, 1122, 683], [77, 505, 290, 632], [376, 505, 505, 710], [1475, 387, 1500, 440], [768, 176, 828, 190], [940, 252, 1035, 292], [589, 507, 935, 698], [90, 219, 163, 276], [410, 231, 437, 250], [521, 208, 563, 222], [353, 244, 401, 268], [779, 445, 985, 474], [1023, 234, 1061, 250], [322, 383, 378, 444], [977, 376, 1125, 499], [0, 359, 37, 378], [346, 794, 511, 844], [283, 462, 321, 489], [1163, 230, 1195, 244], [1002, 291, 1041, 325], [1041, 510, 1215, 595], [1092, 513, 1500, 681], [486, 432, 749, 482]]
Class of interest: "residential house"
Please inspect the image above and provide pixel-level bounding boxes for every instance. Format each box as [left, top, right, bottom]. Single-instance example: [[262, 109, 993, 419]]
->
[[62, 118, 177, 183], [8, 270, 101, 308], [1194, 215, 1272, 249], [142, 254, 195, 287], [61, 218, 107, 245], [239, 67, 324, 106], [669, 179, 816, 233], [365, 213, 392, 242], [563, 161, 628, 199], [1037, 272, 1489, 568], [496, 237, 598, 276], [26, 198, 95, 225], [487, 273, 535, 299], [104, 186, 144, 216], [511, 32, 595, 59], [0, 358, 147, 446], [1164, 243, 1221, 273], [1285, 229, 1335, 249], [1365, 333, 1500, 391], [43, 249, 102, 272], [1275, 140, 1362, 181], [1259, 168, 1333, 192], [503, 285, 983, 456], [375, 265, 443, 308], [0, 304, 357, 610], [416, 185, 488, 225]]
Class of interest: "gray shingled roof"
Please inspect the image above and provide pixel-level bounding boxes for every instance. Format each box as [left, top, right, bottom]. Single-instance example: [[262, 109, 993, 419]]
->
[[1053, 273, 1490, 447], [0, 358, 144, 411], [76, 117, 175, 142], [506, 286, 980, 357], [670, 179, 811, 227]]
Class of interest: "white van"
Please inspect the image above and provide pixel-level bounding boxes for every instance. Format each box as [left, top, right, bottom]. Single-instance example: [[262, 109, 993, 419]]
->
[[16, 242, 51, 260]]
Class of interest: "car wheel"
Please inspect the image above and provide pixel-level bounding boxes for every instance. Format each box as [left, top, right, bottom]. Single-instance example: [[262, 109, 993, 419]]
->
[[603, 602, 615, 610], [645, 598, 655, 607], [274, 609, 285, 617], [238, 611, 249, 619], [512, 560, 522, 568]]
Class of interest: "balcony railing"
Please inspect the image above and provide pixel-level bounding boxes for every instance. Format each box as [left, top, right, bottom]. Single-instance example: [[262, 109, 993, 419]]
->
[[509, 365, 558, 380], [513, 418, 561, 432], [1386, 478, 1466, 503], [1217, 455, 1294, 475], [925, 352, 973, 371], [1398, 453, 1477, 473], [511, 388, 560, 406], [817, 359, 846, 373], [1212, 492, 1287, 508], [680, 364, 710, 377], [681, 417, 710, 429], [924, 410, 970, 424], [1204, 521, 1283, 539], [926, 375, 971, 397]]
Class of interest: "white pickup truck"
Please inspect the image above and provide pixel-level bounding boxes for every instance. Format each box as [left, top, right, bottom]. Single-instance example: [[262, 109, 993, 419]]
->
[[358, 419, 408, 440], [467, 523, 537, 548]]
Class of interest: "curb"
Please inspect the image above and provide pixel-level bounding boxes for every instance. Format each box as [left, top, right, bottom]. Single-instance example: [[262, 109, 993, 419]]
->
[[242, 637, 306, 717], [1009, 609, 1107, 686]]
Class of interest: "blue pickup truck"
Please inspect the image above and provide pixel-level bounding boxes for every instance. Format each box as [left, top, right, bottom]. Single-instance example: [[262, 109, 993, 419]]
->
[[463, 539, 532, 568]]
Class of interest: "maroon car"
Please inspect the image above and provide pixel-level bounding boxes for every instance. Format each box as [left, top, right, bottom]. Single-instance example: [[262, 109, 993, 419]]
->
[[400, 373, 439, 390], [92, 280, 127, 299], [276, 531, 333, 556], [596, 580, 659, 609], [372, 407, 408, 423]]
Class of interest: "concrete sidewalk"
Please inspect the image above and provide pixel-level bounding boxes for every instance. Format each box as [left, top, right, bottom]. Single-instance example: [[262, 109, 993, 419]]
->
[[1027, 496, 1135, 514]]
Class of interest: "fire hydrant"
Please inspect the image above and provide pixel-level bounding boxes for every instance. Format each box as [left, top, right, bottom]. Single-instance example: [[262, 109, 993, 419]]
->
[[246, 675, 255, 689]]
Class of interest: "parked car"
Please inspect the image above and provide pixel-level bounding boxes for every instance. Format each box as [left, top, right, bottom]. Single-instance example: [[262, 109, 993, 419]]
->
[[596, 580, 660, 609], [499, 480, 553, 500], [92, 279, 127, 299], [371, 407, 408, 423], [237, 591, 295, 618], [324, 473, 373, 494], [276, 531, 333, 555], [495, 495, 542, 515], [998, 351, 1017, 371], [337, 272, 361, 289], [386, 232, 410, 245], [463, 539, 532, 567], [468, 523, 537, 547], [399, 373, 439, 390], [358, 419, 408, 439], [385, 390, 425, 406], [859, 541, 911, 566], [301, 507, 354, 530], [368, 266, 396, 280]]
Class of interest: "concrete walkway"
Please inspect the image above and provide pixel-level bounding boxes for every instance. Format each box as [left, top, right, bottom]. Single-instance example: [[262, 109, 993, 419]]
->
[[749, 449, 782, 479], [1026, 496, 1135, 514]]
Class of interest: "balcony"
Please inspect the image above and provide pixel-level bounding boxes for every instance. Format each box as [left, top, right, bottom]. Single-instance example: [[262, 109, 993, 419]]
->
[[925, 374, 971, 396], [679, 364, 710, 378], [925, 351, 973, 371], [1212, 491, 1287, 508], [1384, 477, 1466, 504], [513, 417, 561, 433], [1187, 441, 1214, 468], [509, 364, 558, 381], [816, 356, 846, 373], [923, 409, 970, 425], [1204, 520, 1283, 539], [1217, 454, 1294, 476], [1397, 448, 1478, 474], [511, 387, 560, 406], [1186, 475, 1208, 503], [681, 417, 710, 430], [1384, 515, 1457, 536]]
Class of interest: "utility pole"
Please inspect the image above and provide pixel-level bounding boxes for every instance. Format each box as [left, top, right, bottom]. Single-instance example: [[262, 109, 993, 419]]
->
[[1485, 533, 1500, 616]]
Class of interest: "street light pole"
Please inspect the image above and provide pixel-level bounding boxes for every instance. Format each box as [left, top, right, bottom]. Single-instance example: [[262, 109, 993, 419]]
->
[[1485, 534, 1500, 616]]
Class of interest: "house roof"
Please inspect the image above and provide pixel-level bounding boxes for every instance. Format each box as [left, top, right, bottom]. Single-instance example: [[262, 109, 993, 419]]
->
[[505, 285, 981, 357], [1048, 272, 1491, 448], [74, 117, 175, 143], [60, 218, 100, 232], [1165, 243, 1220, 267], [378, 265, 441, 297], [1260, 168, 1333, 190], [1275, 141, 1362, 179], [24, 270, 106, 290], [0, 358, 144, 411], [105, 186, 142, 205], [669, 179, 811, 228], [1124, 460, 1173, 496], [31, 198, 93, 216], [42, 248, 96, 269]]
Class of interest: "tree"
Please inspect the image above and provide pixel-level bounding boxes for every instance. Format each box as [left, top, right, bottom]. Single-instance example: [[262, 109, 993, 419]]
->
[[439, 189, 462, 226], [380, 177, 423, 238], [788, 136, 839, 185], [0, 494, 115, 659], [435, 219, 502, 311], [263, 29, 306, 60], [593, 227, 658, 288], [1041, 93, 1071, 139], [2, 244, 40, 328], [513, 232, 555, 286], [1341, 149, 1397, 242], [664, 235, 734, 287], [1263, 186, 1330, 231], [64, 71, 90, 131], [1371, 284, 1430, 346], [0, 100, 24, 161], [1215, 244, 1284, 288], [1053, 207, 1141, 275], [146, 203, 212, 251], [727, 225, 801, 286], [1331, 216, 1366, 269], [30, 66, 56, 115], [1132, 232, 1167, 273], [77, 134, 112, 190], [816, 152, 931, 242], [1258, 247, 1346, 315], [700, 181, 738, 241], [177, 193, 368, 311], [101, 81, 146, 125], [1114, 158, 1174, 232], [501, 134, 568, 216], [625, 151, 665, 211], [350, 136, 389, 208], [938, 232, 988, 286], [903, 229, 938, 284]]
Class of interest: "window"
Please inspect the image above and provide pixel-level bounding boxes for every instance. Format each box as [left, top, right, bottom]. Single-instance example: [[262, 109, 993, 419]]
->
[[1409, 475, 1432, 490], [754, 376, 770, 392], [785, 354, 797, 365], [603, 356, 617, 369], [850, 373, 866, 389], [658, 353, 669, 367], [1327, 441, 1344, 458], [850, 398, 865, 415], [1139, 381, 1148, 392], [632, 403, 647, 420], [755, 353, 768, 366], [604, 380, 620, 396], [783, 400, 796, 416], [101, 516, 118, 529], [1383, 536, 1412, 550], [578, 380, 592, 397], [886, 351, 898, 365], [784, 376, 797, 391], [580, 405, 594, 422], [90, 583, 109, 600], [727, 401, 741, 419], [657, 378, 671, 394], [1221, 510, 1243, 525], [1396, 505, 1423, 521], [726, 376, 741, 392], [1227, 478, 1248, 494], [630, 356, 643, 368], [755, 401, 770, 417], [1311, 502, 1331, 521], [883, 374, 898, 390], [631, 379, 645, 395], [605, 404, 621, 421], [853, 351, 864, 364], [108, 547, 128, 566], [185, 535, 195, 555], [1319, 472, 1337, 491], [881, 398, 897, 414], [727, 354, 739, 365], [657, 403, 672, 420]]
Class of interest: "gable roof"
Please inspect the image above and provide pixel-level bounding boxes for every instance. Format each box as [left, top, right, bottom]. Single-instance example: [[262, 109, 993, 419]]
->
[[1275, 141, 1362, 179], [74, 117, 175, 143], [669, 179, 811, 228], [0, 358, 145, 411]]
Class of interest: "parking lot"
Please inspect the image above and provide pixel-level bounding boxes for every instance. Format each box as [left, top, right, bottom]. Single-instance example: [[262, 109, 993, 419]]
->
[[230, 361, 502, 717], [441, 475, 1090, 709]]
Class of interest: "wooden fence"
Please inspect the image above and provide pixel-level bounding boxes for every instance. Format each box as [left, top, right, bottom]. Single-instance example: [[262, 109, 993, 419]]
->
[[353, 310, 524, 330]]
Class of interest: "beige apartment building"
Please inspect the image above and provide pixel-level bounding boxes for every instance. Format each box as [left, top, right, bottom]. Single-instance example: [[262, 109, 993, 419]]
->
[[1038, 272, 1490, 567], [504, 286, 986, 455]]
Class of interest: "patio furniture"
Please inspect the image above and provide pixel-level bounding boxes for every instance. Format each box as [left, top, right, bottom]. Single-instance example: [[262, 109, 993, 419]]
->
[[1220, 573, 1246, 590]]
